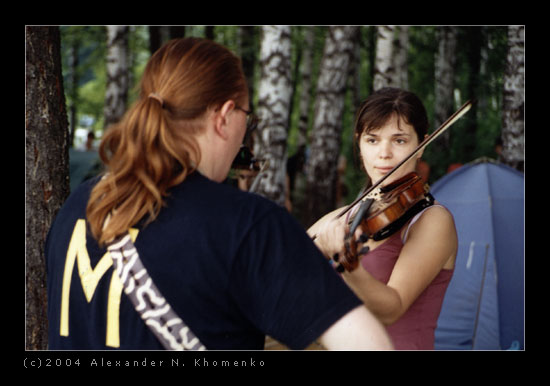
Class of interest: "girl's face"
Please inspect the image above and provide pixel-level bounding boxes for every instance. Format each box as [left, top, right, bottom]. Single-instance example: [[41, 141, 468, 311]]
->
[[359, 114, 423, 186]]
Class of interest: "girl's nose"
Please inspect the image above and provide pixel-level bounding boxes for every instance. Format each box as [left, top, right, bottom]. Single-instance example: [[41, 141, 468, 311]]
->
[[378, 141, 392, 159]]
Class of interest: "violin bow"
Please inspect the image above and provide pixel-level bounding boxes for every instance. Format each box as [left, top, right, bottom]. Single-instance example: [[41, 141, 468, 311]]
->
[[336, 99, 473, 219], [248, 159, 270, 193]]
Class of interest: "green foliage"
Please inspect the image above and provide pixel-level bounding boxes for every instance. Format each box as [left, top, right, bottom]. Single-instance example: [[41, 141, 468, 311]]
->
[[60, 26, 107, 134], [59, 25, 510, 204]]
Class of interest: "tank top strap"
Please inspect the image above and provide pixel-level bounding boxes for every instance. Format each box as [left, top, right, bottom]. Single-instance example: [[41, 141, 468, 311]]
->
[[402, 204, 446, 243]]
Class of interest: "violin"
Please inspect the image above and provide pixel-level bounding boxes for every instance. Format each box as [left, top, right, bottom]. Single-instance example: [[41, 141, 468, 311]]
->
[[339, 172, 434, 272], [333, 100, 473, 272]]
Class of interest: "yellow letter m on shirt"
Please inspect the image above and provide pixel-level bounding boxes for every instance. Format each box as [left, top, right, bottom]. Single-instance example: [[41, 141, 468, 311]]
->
[[59, 219, 138, 348]]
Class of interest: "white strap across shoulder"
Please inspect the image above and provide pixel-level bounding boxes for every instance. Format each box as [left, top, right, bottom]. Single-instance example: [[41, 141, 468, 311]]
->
[[107, 232, 207, 350]]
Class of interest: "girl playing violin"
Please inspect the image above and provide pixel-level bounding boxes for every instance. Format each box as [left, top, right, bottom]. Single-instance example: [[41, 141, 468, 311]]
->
[[309, 87, 458, 350]]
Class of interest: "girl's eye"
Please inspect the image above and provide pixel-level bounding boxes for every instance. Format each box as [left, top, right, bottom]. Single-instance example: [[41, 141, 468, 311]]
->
[[364, 136, 377, 144]]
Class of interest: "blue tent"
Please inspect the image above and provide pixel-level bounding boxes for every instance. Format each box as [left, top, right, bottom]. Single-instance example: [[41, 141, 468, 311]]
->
[[431, 161, 524, 350]]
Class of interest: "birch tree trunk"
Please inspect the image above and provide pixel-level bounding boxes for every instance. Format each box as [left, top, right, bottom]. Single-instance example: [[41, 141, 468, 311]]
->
[[297, 27, 315, 147], [348, 28, 362, 112], [434, 26, 458, 151], [104, 26, 129, 129], [373, 25, 410, 91], [373, 25, 396, 90], [501, 26, 524, 172], [394, 26, 409, 90], [26, 26, 70, 349], [304, 26, 358, 225], [254, 26, 293, 206]]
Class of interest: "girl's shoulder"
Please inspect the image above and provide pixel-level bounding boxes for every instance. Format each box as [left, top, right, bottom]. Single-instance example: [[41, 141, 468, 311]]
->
[[402, 202, 455, 243]]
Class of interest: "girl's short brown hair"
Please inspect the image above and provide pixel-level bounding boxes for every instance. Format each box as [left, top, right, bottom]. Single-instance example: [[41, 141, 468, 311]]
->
[[354, 87, 429, 143]]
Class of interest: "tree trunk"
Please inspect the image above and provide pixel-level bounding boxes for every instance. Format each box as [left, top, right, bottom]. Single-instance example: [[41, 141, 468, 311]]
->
[[501, 26, 524, 172], [253, 26, 293, 206], [464, 27, 483, 160], [205, 26, 215, 40], [433, 26, 458, 161], [394, 26, 409, 90], [348, 28, 362, 113], [240, 26, 257, 109], [304, 26, 358, 226], [286, 28, 302, 137], [373, 25, 396, 90], [26, 26, 70, 349], [366, 26, 377, 95], [434, 27, 458, 130], [373, 26, 410, 91], [169, 26, 186, 39], [148, 26, 162, 54], [297, 27, 315, 147], [104, 26, 129, 130], [68, 37, 80, 147]]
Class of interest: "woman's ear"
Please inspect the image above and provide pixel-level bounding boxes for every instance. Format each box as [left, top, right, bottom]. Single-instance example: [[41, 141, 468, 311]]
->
[[213, 100, 236, 140], [416, 133, 428, 159]]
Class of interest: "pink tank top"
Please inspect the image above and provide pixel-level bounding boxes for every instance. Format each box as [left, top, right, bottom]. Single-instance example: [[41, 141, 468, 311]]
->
[[352, 205, 454, 350]]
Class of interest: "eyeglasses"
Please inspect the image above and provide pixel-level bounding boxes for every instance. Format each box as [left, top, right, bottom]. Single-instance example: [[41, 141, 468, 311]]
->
[[235, 106, 259, 138]]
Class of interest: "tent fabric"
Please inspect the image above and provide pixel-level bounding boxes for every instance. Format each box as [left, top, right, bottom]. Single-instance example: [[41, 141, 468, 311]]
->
[[431, 161, 524, 350]]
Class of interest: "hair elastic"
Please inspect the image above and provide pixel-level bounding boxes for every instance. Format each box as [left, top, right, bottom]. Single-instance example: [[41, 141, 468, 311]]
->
[[148, 92, 164, 108]]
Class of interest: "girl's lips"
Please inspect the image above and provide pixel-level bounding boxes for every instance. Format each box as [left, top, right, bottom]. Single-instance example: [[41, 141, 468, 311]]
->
[[375, 166, 394, 174]]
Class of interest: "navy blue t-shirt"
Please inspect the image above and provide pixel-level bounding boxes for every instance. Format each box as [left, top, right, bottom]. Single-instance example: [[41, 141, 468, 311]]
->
[[45, 171, 362, 350]]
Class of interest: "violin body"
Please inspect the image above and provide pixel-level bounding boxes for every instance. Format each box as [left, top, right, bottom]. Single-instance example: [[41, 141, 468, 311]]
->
[[363, 172, 429, 240], [340, 172, 434, 272]]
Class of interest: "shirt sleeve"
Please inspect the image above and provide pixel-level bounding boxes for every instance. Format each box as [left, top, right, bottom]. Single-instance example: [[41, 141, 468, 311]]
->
[[228, 205, 363, 350]]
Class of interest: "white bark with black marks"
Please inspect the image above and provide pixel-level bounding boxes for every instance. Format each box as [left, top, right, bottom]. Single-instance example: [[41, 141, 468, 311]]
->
[[374, 26, 409, 91], [254, 26, 293, 206], [104, 26, 129, 129], [304, 26, 358, 224], [501, 26, 524, 171]]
